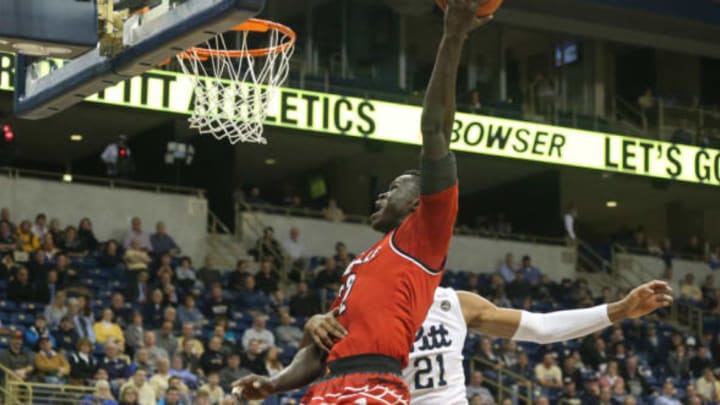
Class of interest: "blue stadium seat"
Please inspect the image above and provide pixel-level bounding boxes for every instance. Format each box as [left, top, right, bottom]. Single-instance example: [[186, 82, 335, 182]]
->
[[0, 301, 19, 313], [11, 313, 35, 326]]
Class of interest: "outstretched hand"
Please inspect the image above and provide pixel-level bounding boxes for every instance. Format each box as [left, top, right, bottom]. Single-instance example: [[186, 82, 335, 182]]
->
[[445, 0, 494, 37], [305, 310, 348, 352], [615, 280, 673, 320], [231, 374, 276, 400]]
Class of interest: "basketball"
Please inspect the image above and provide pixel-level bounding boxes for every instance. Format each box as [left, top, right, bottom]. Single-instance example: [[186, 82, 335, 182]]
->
[[435, 0, 504, 17]]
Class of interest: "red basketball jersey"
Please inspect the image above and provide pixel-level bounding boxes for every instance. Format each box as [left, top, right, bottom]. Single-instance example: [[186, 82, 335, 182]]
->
[[327, 183, 459, 368]]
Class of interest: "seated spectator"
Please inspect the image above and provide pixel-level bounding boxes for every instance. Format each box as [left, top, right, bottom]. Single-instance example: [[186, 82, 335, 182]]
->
[[466, 371, 494, 402], [32, 213, 48, 240], [43, 290, 68, 328], [132, 349, 153, 375], [282, 227, 305, 262], [169, 356, 198, 388], [77, 218, 99, 252], [17, 220, 39, 252], [168, 375, 191, 404], [149, 356, 173, 401], [71, 298, 95, 343], [518, 255, 542, 285], [27, 250, 50, 281], [54, 253, 79, 286], [709, 245, 720, 270], [206, 322, 235, 356], [666, 345, 690, 378], [177, 323, 204, 356], [191, 388, 211, 405], [333, 241, 355, 269], [559, 377, 582, 405], [143, 289, 166, 327], [198, 372, 224, 404], [199, 337, 226, 375], [655, 378, 682, 405], [177, 339, 201, 375], [475, 337, 502, 369], [203, 283, 230, 319], [0, 331, 34, 380], [228, 259, 250, 291], [685, 235, 704, 258], [34, 336, 70, 384], [151, 221, 180, 256], [690, 345, 713, 378], [264, 347, 283, 377], [0, 221, 18, 253], [55, 316, 80, 352], [255, 258, 280, 294], [289, 281, 321, 318], [129, 271, 151, 305], [156, 320, 178, 359], [40, 233, 60, 259], [498, 252, 516, 283], [196, 255, 221, 288], [253, 227, 282, 269], [110, 292, 132, 328], [81, 380, 118, 405], [98, 240, 124, 268], [125, 311, 145, 355], [48, 219, 63, 247], [62, 226, 88, 256], [8, 266, 35, 302], [118, 384, 140, 405], [35, 269, 62, 304], [177, 295, 204, 325], [275, 312, 302, 348], [175, 257, 200, 292], [124, 239, 152, 273], [240, 339, 266, 375], [94, 308, 126, 345], [622, 356, 650, 398], [143, 330, 169, 371], [70, 337, 99, 384], [26, 315, 55, 350], [123, 217, 152, 252], [156, 386, 185, 405], [120, 369, 156, 405], [680, 273, 703, 302], [323, 198, 345, 223], [154, 271, 179, 306], [237, 275, 269, 314], [101, 341, 131, 389], [314, 256, 342, 291], [696, 367, 720, 402], [535, 352, 563, 389], [506, 270, 532, 300], [580, 333, 607, 371], [219, 353, 249, 392], [599, 360, 624, 388], [242, 315, 275, 352]]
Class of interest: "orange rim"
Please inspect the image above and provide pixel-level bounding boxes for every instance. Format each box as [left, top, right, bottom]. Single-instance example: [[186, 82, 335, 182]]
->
[[178, 18, 296, 60]]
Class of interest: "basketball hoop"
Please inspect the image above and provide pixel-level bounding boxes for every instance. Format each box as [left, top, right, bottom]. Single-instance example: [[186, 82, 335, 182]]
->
[[176, 18, 296, 145]]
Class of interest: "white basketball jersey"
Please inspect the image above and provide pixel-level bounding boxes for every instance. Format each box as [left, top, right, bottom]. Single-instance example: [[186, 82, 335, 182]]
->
[[403, 287, 468, 405]]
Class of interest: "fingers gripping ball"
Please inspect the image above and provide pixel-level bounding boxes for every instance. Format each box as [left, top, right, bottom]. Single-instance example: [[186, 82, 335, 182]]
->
[[435, 0, 504, 17]]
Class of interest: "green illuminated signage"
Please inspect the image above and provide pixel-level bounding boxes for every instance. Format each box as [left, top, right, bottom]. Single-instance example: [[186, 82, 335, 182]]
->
[[1, 52, 719, 186]]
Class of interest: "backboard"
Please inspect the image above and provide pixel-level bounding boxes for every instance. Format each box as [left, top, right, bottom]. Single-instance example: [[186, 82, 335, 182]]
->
[[1, 0, 264, 119]]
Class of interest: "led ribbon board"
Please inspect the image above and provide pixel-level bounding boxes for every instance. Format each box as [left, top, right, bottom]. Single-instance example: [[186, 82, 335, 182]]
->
[[1, 51, 719, 186]]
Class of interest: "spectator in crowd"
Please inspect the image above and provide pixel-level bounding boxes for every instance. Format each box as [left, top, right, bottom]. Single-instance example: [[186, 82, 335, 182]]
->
[[655, 378, 682, 405], [333, 241, 355, 268], [156, 386, 184, 405], [240, 339, 266, 375], [289, 281, 321, 318], [118, 384, 140, 405], [98, 240, 124, 269], [35, 268, 62, 304], [121, 369, 155, 405], [0, 331, 34, 380], [466, 371, 494, 402], [518, 255, 542, 285], [564, 204, 577, 241], [168, 376, 192, 404], [282, 227, 305, 262], [17, 220, 39, 252], [475, 337, 502, 370], [535, 352, 563, 389], [323, 198, 345, 223], [8, 266, 34, 302], [132, 348, 153, 375], [237, 275, 269, 314], [203, 283, 230, 320], [129, 271, 150, 305], [498, 253, 516, 283], [48, 219, 63, 246], [275, 312, 303, 348], [314, 256, 342, 291], [254, 227, 282, 269], [32, 213, 48, 239], [101, 341, 131, 391], [690, 345, 712, 378], [177, 323, 204, 358], [44, 290, 68, 328], [81, 379, 117, 405], [125, 311, 144, 355], [62, 226, 88, 256], [228, 259, 250, 292], [685, 235, 704, 258], [27, 250, 50, 282], [34, 336, 70, 383], [169, 356, 198, 389], [125, 239, 152, 274], [94, 308, 126, 345], [77, 218, 99, 252], [244, 187, 264, 204], [599, 360, 623, 388], [622, 356, 650, 397], [255, 258, 280, 294], [199, 337, 225, 375], [26, 315, 55, 350], [198, 371, 224, 404], [506, 270, 532, 300], [561, 353, 582, 387], [696, 367, 720, 402], [680, 273, 703, 302], [110, 292, 132, 328], [667, 345, 690, 378], [72, 296, 96, 344], [177, 295, 204, 326], [0, 222, 18, 253], [559, 377, 581, 405], [123, 217, 151, 252], [206, 323, 234, 357], [151, 221, 180, 256], [197, 256, 221, 288], [55, 316, 80, 352], [178, 339, 201, 375], [143, 330, 168, 371], [219, 353, 249, 392], [156, 320, 178, 359], [242, 315, 275, 352], [149, 356, 173, 401], [264, 347, 283, 377], [70, 337, 99, 385], [0, 208, 15, 231], [175, 257, 200, 292], [143, 289, 166, 327], [101, 134, 134, 178], [54, 253, 79, 286]]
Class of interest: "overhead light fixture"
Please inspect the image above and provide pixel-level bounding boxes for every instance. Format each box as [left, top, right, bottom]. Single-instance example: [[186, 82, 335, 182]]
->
[[70, 134, 83, 142], [606, 200, 618, 208], [265, 158, 276, 165], [62, 173, 73, 183]]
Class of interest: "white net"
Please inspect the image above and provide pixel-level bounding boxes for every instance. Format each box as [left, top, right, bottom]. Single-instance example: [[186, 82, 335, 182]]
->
[[176, 20, 295, 145]]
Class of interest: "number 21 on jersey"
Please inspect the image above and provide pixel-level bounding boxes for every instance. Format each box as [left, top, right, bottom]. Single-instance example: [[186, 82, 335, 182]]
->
[[413, 354, 447, 390]]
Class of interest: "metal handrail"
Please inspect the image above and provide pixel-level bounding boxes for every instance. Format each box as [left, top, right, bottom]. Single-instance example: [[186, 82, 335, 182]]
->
[[471, 356, 533, 405], [0, 361, 95, 405], [0, 166, 204, 197], [673, 300, 704, 337], [576, 239, 612, 273], [236, 201, 288, 277], [243, 202, 369, 225]]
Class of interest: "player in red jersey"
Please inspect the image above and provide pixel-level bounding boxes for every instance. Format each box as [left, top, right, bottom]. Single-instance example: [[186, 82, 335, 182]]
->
[[233, 0, 491, 403]]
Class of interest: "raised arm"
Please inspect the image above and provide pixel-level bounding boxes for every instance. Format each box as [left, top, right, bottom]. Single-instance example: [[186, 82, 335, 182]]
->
[[421, 0, 491, 161], [459, 280, 672, 344]]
